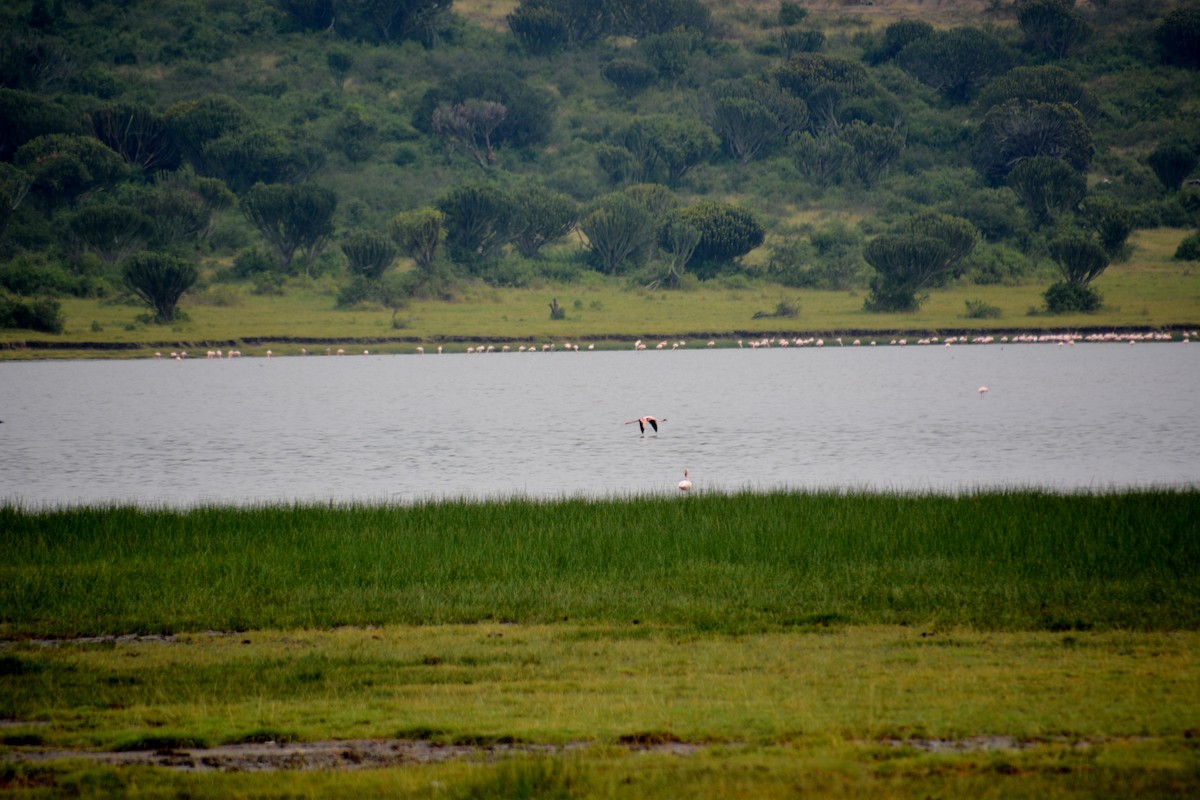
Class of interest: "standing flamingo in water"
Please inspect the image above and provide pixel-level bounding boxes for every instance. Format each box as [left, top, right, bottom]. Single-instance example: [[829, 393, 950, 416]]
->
[[625, 416, 665, 434], [678, 468, 692, 492]]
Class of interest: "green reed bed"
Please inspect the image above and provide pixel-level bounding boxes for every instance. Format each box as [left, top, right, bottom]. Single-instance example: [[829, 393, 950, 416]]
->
[[3, 490, 1197, 637]]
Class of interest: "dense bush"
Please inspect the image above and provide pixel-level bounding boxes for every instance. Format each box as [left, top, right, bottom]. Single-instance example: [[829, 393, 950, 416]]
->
[[0, 293, 64, 333], [1043, 280, 1102, 313], [0, 0, 1195, 328], [1175, 231, 1200, 262]]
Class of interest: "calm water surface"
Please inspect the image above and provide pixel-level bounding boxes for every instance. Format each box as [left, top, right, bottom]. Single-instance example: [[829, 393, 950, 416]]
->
[[1, 343, 1197, 506]]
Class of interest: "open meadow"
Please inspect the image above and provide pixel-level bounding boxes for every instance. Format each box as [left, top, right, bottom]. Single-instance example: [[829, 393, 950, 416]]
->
[[2, 491, 1198, 797], [3, 225, 1199, 359]]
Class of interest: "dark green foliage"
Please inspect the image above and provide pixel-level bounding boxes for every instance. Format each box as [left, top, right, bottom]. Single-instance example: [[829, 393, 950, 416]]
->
[[240, 183, 337, 276], [0, 0, 1194, 316], [202, 129, 323, 195], [508, 4, 572, 53], [706, 78, 807, 164], [775, 54, 869, 128], [840, 121, 905, 186], [671, 201, 764, 277], [436, 182, 520, 268], [602, 59, 658, 95], [1155, 3, 1200, 68], [766, 222, 867, 290], [865, 19, 933, 64], [791, 131, 852, 188], [136, 171, 233, 250], [0, 31, 72, 92], [65, 204, 154, 267], [414, 70, 554, 150], [964, 298, 1002, 319], [780, 28, 824, 57], [1043, 280, 1101, 313], [389, 207, 446, 272], [431, 100, 507, 170], [0, 162, 31, 236], [163, 94, 253, 178], [340, 231, 396, 280], [507, 0, 612, 49], [895, 26, 1011, 104], [122, 251, 198, 322], [1018, 0, 1092, 59], [607, 0, 711, 38], [1146, 138, 1200, 191], [778, 1, 807, 26], [864, 213, 978, 312], [0, 257, 82, 297], [776, 53, 867, 99], [1006, 156, 1086, 226], [579, 185, 675, 275], [1079, 195, 1132, 259], [605, 116, 718, 185], [326, 48, 354, 90], [89, 103, 181, 174], [1048, 230, 1109, 286], [231, 248, 275, 278], [0, 293, 64, 333], [656, 216, 700, 286], [580, 191, 657, 275], [13, 134, 127, 212], [975, 65, 1097, 119], [332, 105, 378, 164], [708, 96, 779, 165], [282, 0, 452, 45], [1174, 231, 1200, 261], [512, 184, 578, 258], [0, 89, 86, 161], [638, 26, 703, 79], [973, 100, 1093, 184]]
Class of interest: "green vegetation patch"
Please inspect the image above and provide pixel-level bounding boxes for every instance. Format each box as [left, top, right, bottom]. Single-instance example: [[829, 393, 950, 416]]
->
[[2, 490, 1198, 637]]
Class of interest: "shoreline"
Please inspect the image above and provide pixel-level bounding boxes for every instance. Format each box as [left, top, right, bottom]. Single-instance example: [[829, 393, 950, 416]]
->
[[2, 323, 1197, 359]]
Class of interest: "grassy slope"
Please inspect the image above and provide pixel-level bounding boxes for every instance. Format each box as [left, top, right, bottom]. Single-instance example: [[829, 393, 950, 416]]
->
[[4, 2, 1199, 357], [3, 226, 1197, 356]]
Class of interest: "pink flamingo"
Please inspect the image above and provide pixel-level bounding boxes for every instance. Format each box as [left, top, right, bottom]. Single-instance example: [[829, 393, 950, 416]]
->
[[625, 416, 665, 434], [678, 469, 692, 492]]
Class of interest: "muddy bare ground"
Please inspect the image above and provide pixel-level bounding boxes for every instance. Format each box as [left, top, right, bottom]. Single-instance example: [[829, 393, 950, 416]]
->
[[3, 738, 705, 773], [1, 735, 1085, 773]]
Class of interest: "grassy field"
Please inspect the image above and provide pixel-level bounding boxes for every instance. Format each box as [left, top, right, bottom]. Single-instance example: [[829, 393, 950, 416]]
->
[[3, 228, 1198, 359], [2, 491, 1198, 797]]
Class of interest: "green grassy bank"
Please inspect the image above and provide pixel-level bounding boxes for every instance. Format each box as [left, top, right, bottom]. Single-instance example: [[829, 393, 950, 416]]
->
[[3, 228, 1199, 359], [3, 491, 1198, 798], [4, 490, 1197, 637]]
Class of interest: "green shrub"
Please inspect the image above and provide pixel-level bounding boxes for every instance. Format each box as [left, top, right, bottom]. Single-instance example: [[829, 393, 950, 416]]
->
[[0, 293, 65, 333], [1174, 231, 1200, 262], [964, 298, 1002, 319], [0, 258, 78, 296], [232, 248, 275, 278], [1043, 281, 1102, 313]]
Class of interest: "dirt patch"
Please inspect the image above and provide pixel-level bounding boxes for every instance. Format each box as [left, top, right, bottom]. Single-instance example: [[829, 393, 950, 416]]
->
[[8, 739, 560, 772], [3, 738, 709, 773]]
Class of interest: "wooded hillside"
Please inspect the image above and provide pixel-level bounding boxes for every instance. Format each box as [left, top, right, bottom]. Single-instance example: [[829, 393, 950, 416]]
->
[[2, 0, 1198, 333]]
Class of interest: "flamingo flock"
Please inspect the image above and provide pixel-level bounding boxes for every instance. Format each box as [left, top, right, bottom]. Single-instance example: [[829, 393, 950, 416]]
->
[[151, 329, 1194, 360]]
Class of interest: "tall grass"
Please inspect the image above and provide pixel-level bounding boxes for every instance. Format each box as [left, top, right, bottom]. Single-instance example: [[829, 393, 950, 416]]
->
[[4, 491, 1196, 636]]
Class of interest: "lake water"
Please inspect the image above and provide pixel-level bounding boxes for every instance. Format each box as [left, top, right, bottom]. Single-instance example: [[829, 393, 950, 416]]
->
[[1, 341, 1198, 507]]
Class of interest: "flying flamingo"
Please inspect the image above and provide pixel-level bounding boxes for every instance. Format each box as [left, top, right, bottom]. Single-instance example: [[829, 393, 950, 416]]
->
[[625, 416, 665, 434], [678, 468, 692, 493]]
